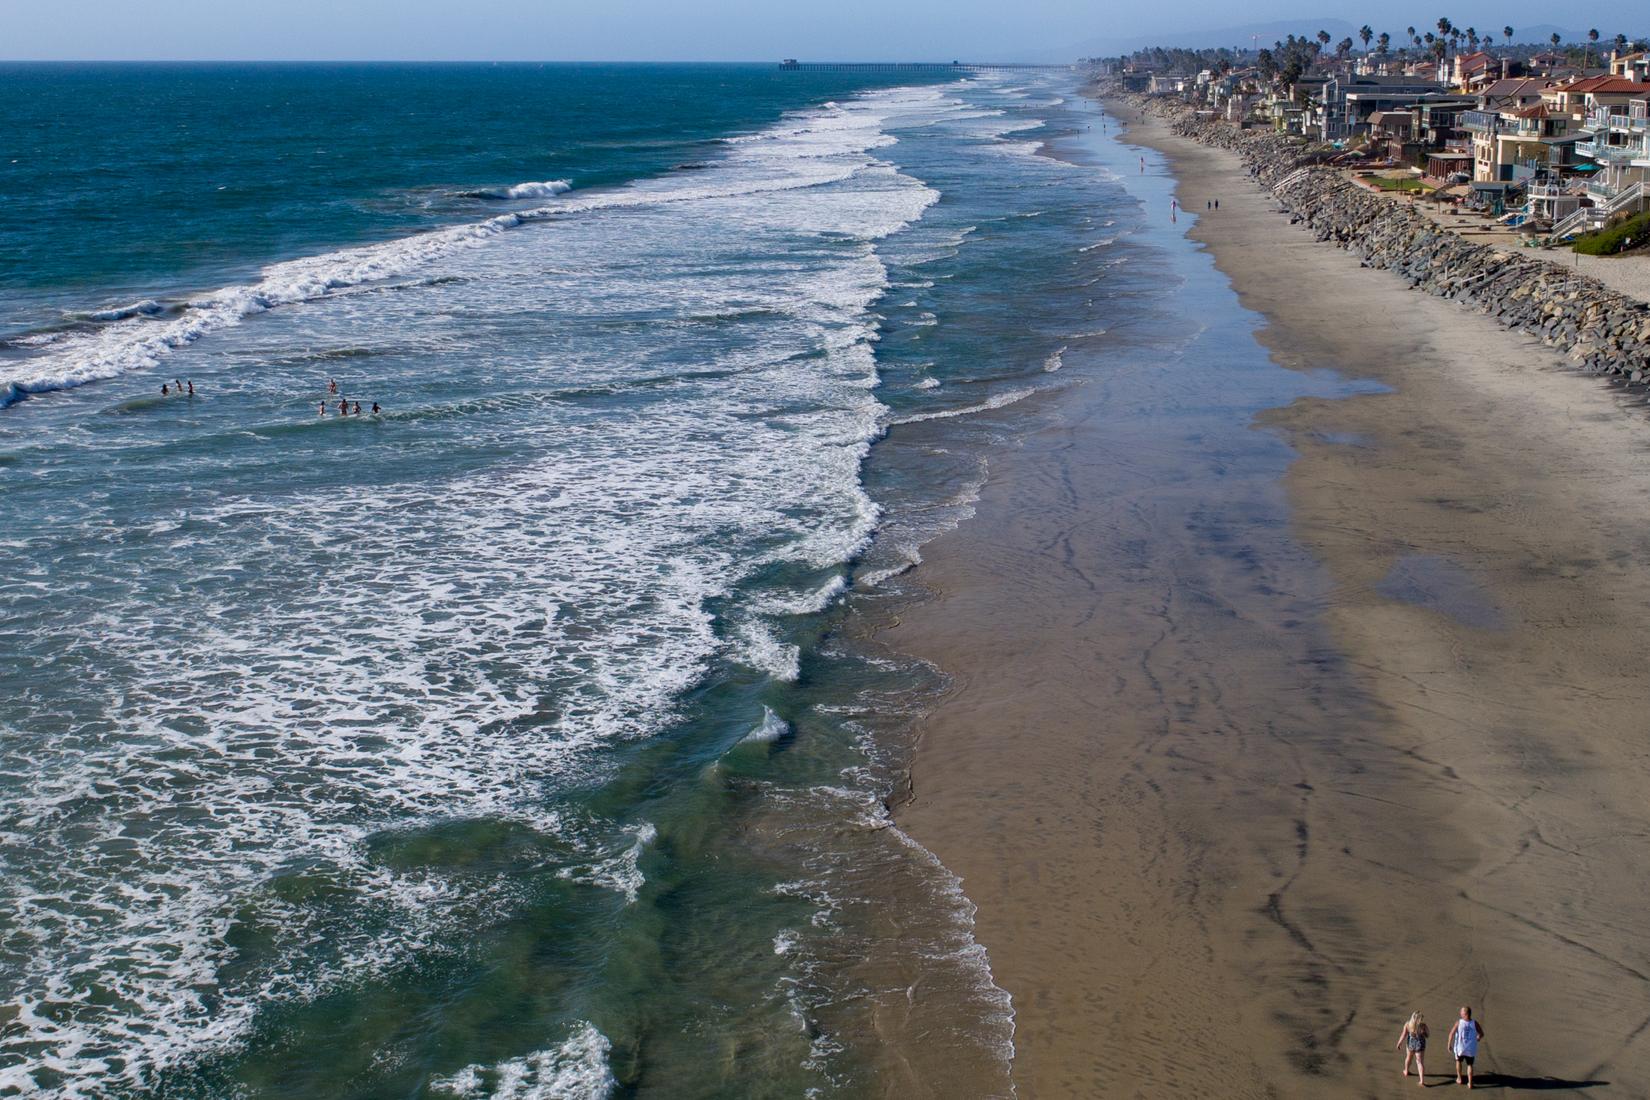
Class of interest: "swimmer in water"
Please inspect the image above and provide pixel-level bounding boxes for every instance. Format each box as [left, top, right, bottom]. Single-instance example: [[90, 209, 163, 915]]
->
[[352, 401, 361, 415], [338, 398, 349, 416], [319, 401, 326, 416], [162, 383, 170, 396], [186, 380, 195, 396], [328, 379, 338, 394], [371, 402, 381, 415]]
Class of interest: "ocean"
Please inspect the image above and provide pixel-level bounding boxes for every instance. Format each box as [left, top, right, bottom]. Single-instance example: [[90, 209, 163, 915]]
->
[[1, 62, 1135, 1097]]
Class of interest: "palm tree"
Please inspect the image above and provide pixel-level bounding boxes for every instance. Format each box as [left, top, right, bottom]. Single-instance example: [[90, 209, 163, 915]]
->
[[1316, 29, 1332, 50], [1586, 28, 1599, 67], [1550, 32, 1562, 50], [1360, 25, 1374, 55], [1337, 36, 1354, 59], [1378, 31, 1391, 57], [1503, 26, 1514, 51]]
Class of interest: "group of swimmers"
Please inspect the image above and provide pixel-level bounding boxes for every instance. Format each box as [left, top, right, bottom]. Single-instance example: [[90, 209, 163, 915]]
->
[[319, 378, 381, 418], [161, 375, 382, 417]]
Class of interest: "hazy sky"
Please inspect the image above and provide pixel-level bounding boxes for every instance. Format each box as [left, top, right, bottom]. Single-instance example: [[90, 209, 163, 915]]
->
[[2, 1, 1633, 61]]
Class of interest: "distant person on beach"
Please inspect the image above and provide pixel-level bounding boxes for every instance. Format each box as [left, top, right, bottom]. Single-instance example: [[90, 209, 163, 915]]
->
[[1395, 1011, 1428, 1085], [1214, 199, 1219, 210], [1448, 1006, 1484, 1088]]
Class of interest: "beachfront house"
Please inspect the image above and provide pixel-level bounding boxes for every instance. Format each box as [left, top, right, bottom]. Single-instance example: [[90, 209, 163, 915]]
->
[[1450, 51, 1498, 92], [1477, 76, 1552, 111], [1317, 73, 1446, 141], [1465, 100, 1588, 185], [1609, 50, 1650, 82], [1576, 92, 1650, 214], [1374, 98, 1476, 167]]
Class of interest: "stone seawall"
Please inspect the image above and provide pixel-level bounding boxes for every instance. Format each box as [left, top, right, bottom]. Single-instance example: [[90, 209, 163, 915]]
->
[[1108, 89, 1650, 382]]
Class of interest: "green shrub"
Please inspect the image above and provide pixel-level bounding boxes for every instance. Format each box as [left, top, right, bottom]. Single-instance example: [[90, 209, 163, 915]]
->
[[1572, 209, 1650, 255], [1369, 176, 1429, 192]]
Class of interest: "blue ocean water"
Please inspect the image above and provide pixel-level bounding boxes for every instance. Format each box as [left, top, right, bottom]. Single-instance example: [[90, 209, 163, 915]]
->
[[0, 63, 1137, 1097]]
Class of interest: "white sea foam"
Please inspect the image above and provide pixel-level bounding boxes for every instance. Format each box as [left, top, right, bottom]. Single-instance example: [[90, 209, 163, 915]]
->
[[431, 1024, 616, 1099], [756, 575, 847, 616], [890, 386, 1038, 426], [742, 707, 791, 745], [1043, 345, 1067, 372], [495, 179, 572, 199], [558, 823, 658, 905], [735, 621, 802, 682]]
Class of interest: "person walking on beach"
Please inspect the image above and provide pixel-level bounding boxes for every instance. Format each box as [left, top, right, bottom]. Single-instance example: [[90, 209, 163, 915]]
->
[[1395, 1011, 1429, 1085], [1447, 1006, 1484, 1088]]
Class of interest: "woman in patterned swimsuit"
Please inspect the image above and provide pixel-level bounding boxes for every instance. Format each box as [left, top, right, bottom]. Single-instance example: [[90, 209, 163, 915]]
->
[[1395, 1011, 1429, 1085]]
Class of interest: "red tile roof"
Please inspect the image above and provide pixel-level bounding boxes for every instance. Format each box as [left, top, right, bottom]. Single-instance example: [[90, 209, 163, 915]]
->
[[1560, 76, 1650, 94]]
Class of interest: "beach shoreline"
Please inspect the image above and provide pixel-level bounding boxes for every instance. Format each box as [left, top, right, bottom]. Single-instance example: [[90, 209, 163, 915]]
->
[[888, 93, 1650, 1095]]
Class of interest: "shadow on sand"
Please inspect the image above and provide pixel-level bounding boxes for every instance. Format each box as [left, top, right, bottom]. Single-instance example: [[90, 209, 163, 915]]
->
[[1424, 1074, 1609, 1091]]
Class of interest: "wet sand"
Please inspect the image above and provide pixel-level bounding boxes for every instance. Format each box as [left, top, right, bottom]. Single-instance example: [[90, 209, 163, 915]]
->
[[890, 105, 1650, 1095]]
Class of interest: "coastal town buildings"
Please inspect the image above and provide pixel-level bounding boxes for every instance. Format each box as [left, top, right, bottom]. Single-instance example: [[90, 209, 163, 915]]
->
[[1117, 43, 1650, 233]]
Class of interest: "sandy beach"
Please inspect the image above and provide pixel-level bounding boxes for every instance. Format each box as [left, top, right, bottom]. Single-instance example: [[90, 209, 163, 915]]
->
[[892, 101, 1650, 1096]]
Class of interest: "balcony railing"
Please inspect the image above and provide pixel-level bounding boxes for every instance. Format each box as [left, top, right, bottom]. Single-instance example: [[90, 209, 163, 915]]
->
[[1461, 110, 1498, 134]]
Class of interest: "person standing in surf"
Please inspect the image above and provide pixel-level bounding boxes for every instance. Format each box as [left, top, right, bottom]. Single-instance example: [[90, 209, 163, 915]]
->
[[1395, 1011, 1428, 1085], [1448, 1006, 1484, 1087]]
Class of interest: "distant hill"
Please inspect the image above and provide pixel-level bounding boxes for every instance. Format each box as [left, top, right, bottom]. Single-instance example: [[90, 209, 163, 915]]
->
[[1076, 18, 1360, 58]]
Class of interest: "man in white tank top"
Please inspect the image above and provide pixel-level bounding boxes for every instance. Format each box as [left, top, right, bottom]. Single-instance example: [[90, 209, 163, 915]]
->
[[1448, 1005, 1485, 1087]]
